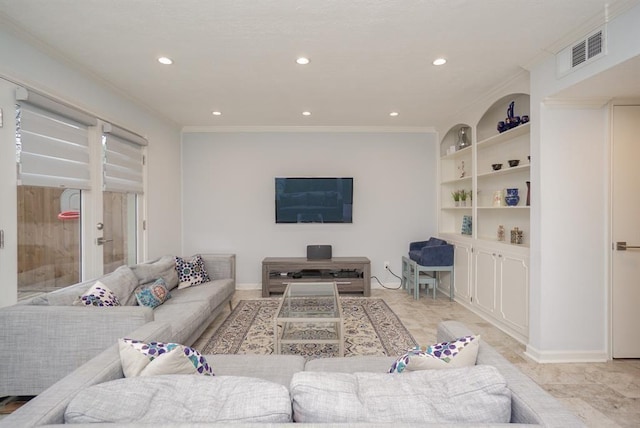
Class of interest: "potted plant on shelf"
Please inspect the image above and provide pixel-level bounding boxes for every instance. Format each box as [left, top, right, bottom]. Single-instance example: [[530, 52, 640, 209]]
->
[[451, 190, 461, 207], [459, 190, 468, 207]]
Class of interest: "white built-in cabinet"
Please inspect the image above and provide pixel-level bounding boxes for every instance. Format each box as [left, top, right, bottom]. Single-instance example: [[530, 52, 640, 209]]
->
[[439, 93, 530, 343]]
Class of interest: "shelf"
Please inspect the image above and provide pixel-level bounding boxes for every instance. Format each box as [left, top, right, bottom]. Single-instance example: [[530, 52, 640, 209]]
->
[[477, 236, 530, 250], [441, 176, 473, 185], [441, 206, 473, 210], [440, 145, 472, 160], [477, 122, 530, 149], [477, 164, 530, 179], [477, 206, 529, 210]]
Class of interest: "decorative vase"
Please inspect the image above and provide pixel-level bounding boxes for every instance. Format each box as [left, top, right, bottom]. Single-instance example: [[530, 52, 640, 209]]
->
[[493, 190, 503, 207], [526, 181, 530, 206], [510, 227, 523, 245], [504, 188, 519, 206], [456, 126, 470, 150]]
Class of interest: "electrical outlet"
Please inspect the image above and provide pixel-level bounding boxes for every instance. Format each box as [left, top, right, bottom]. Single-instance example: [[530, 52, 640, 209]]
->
[[384, 261, 390, 270]]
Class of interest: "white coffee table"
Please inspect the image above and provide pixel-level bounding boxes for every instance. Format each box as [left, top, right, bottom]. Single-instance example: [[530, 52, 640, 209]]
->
[[274, 282, 344, 357]]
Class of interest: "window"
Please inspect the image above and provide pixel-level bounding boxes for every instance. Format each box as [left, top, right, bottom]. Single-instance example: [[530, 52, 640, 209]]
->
[[101, 124, 146, 274], [14, 88, 146, 297], [15, 90, 95, 296]]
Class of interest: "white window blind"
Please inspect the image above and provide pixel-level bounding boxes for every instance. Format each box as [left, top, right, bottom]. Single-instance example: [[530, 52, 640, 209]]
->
[[102, 124, 146, 194], [16, 89, 96, 189]]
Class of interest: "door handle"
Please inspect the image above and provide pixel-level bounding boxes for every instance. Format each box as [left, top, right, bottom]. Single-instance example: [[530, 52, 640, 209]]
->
[[616, 241, 640, 251], [96, 237, 113, 245]]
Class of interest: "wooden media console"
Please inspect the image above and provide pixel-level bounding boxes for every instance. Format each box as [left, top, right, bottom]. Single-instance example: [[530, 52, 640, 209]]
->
[[261, 256, 371, 297]]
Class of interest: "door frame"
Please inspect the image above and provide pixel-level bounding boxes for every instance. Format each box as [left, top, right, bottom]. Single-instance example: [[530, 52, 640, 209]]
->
[[608, 100, 640, 359]]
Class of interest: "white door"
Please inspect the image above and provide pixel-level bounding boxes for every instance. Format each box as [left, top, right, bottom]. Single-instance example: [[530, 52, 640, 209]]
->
[[612, 105, 640, 358]]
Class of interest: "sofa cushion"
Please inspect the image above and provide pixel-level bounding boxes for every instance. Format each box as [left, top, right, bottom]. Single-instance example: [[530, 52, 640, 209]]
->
[[131, 255, 179, 291], [118, 338, 212, 377], [164, 278, 234, 312], [389, 335, 479, 373], [97, 265, 140, 306], [134, 278, 171, 309], [175, 255, 210, 289], [64, 375, 292, 424], [152, 301, 212, 345], [72, 281, 120, 307], [290, 365, 511, 424], [31, 265, 138, 306], [30, 280, 94, 306]]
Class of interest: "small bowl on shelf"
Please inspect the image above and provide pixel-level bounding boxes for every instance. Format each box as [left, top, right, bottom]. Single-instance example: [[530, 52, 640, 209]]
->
[[508, 159, 520, 167], [492, 163, 503, 171]]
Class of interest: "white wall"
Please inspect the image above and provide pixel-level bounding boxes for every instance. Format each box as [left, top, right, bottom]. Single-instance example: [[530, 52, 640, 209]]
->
[[0, 25, 182, 307], [526, 3, 640, 361], [181, 131, 437, 287]]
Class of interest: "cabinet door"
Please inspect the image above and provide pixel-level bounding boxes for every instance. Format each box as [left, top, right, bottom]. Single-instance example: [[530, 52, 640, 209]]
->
[[452, 240, 472, 302], [473, 247, 498, 314], [498, 252, 529, 333]]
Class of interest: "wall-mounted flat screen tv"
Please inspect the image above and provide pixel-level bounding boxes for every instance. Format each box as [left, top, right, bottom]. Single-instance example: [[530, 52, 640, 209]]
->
[[275, 177, 353, 223]]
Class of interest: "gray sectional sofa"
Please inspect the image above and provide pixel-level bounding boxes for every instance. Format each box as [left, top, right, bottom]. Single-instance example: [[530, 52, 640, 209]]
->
[[0, 253, 236, 398], [1, 321, 585, 427]]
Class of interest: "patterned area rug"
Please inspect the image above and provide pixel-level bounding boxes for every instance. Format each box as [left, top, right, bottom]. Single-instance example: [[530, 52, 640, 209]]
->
[[202, 297, 417, 359]]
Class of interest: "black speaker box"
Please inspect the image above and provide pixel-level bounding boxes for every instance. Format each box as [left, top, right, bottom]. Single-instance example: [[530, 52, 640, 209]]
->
[[307, 245, 332, 260]]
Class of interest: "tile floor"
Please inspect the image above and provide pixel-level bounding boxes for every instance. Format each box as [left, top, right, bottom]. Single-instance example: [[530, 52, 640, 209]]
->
[[193, 287, 640, 428]]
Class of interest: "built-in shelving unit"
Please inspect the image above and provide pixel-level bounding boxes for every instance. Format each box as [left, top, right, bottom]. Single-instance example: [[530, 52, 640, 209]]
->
[[438, 93, 531, 343]]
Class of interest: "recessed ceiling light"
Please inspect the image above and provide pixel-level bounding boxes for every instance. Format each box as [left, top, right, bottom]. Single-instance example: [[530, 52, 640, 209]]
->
[[302, 111, 311, 116], [432, 58, 447, 66], [389, 112, 399, 117], [296, 57, 310, 65], [158, 56, 173, 65], [212, 111, 222, 116]]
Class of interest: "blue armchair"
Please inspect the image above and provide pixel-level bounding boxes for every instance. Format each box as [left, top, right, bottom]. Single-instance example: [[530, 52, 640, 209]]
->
[[402, 238, 454, 300], [408, 238, 454, 266]]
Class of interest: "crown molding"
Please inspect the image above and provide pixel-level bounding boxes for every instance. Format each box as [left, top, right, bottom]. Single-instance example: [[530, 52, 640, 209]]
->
[[181, 125, 436, 133]]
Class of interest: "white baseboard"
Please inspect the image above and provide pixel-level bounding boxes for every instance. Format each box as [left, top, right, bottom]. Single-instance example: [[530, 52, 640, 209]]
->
[[525, 344, 608, 363], [236, 283, 261, 291]]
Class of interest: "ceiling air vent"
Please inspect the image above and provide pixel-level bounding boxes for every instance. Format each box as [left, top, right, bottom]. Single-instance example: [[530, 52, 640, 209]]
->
[[557, 26, 606, 77]]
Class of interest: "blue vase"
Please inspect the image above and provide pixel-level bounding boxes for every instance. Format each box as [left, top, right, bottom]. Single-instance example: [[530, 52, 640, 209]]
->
[[505, 196, 520, 206], [504, 188, 519, 206]]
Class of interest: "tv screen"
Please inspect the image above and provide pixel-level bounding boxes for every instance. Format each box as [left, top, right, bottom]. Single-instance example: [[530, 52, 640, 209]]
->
[[275, 177, 353, 223]]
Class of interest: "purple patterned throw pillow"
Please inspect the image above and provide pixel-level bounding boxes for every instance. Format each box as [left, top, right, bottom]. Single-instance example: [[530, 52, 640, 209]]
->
[[118, 338, 213, 377], [389, 335, 480, 372], [73, 281, 120, 307]]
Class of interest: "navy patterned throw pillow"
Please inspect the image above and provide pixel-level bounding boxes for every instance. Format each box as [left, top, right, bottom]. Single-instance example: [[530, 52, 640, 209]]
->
[[175, 255, 210, 289]]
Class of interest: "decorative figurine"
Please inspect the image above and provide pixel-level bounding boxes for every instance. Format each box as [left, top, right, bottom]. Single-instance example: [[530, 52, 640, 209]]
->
[[458, 160, 466, 178], [497, 225, 505, 241]]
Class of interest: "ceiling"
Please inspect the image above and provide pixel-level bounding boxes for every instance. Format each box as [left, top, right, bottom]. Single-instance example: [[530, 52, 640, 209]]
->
[[0, 0, 638, 129]]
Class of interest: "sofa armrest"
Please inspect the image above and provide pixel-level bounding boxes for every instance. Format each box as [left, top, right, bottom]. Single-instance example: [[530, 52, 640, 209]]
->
[[0, 305, 153, 397], [437, 321, 585, 427], [200, 253, 236, 283], [2, 321, 172, 427]]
